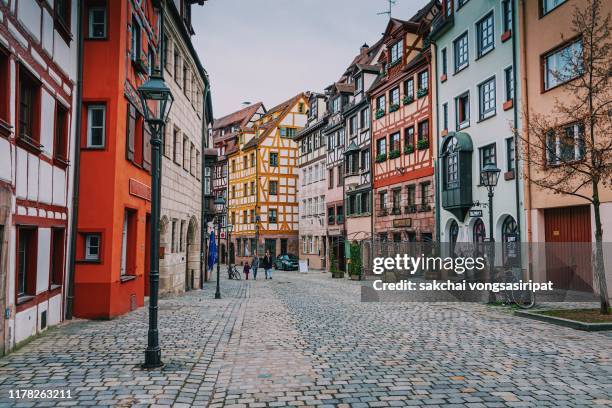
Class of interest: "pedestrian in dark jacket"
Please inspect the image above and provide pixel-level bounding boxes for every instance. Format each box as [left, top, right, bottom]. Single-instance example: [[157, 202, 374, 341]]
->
[[262, 250, 273, 280], [243, 262, 250, 280]]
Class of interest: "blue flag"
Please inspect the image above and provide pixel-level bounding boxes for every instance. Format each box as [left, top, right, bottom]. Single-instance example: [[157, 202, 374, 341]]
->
[[208, 230, 217, 270]]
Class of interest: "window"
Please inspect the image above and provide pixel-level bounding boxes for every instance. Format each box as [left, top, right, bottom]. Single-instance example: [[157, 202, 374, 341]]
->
[[504, 67, 514, 101], [376, 137, 387, 156], [173, 49, 180, 81], [328, 168, 334, 188], [421, 182, 430, 205], [407, 185, 416, 205], [379, 191, 387, 210], [404, 126, 414, 148], [85, 233, 101, 261], [473, 218, 486, 243], [54, 102, 69, 161], [441, 48, 447, 76], [280, 127, 296, 138], [542, 0, 566, 15], [442, 103, 448, 130], [445, 0, 453, 15], [173, 128, 180, 164], [179, 220, 185, 251], [50, 228, 65, 286], [476, 12, 494, 57], [361, 149, 370, 171], [269, 208, 278, 223], [243, 210, 247, 224], [506, 137, 515, 171], [131, 15, 141, 62], [269, 152, 278, 167], [502, 0, 512, 33], [336, 205, 343, 223], [478, 77, 496, 120], [88, 6, 107, 39], [17, 227, 37, 298], [418, 70, 428, 92], [376, 95, 386, 112], [544, 39, 583, 90], [453, 32, 469, 72], [87, 105, 106, 148], [455, 92, 470, 129], [250, 181, 255, 195], [390, 40, 403, 64], [480, 143, 497, 171], [120, 210, 137, 276], [418, 120, 429, 143], [446, 152, 459, 189], [243, 183, 247, 197], [331, 97, 340, 113], [171, 220, 177, 252], [546, 122, 585, 165], [404, 78, 414, 100], [250, 152, 255, 167], [18, 67, 41, 144], [269, 180, 278, 195], [392, 189, 401, 212], [196, 151, 202, 180], [360, 192, 369, 213], [337, 165, 343, 186], [328, 207, 335, 224], [349, 115, 357, 136], [355, 75, 363, 92], [389, 87, 400, 107], [390, 132, 400, 152], [0, 49, 9, 125], [54, 0, 71, 38], [126, 103, 138, 162]]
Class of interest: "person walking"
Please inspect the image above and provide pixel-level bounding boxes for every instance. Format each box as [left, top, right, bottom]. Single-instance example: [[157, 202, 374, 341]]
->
[[243, 261, 250, 280], [251, 253, 259, 280], [262, 250, 273, 280]]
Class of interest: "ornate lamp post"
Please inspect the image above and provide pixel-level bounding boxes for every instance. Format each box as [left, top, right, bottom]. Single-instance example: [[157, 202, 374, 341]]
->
[[214, 196, 226, 299], [480, 163, 501, 242], [227, 223, 233, 266], [138, 73, 174, 369]]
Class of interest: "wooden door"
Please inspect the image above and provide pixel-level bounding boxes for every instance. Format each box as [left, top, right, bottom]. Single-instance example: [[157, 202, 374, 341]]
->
[[544, 205, 592, 292]]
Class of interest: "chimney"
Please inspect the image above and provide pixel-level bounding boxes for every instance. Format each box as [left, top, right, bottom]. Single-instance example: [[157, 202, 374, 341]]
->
[[360, 43, 369, 53]]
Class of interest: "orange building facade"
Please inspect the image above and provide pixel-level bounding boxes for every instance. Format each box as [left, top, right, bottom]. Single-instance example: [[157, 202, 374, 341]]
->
[[73, 0, 159, 319]]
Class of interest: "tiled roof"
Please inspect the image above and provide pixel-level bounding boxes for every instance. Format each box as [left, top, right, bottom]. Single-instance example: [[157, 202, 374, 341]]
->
[[212, 102, 265, 131]]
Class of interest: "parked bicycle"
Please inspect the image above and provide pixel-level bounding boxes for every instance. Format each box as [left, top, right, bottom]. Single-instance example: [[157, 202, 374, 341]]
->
[[495, 267, 535, 309], [228, 264, 242, 280]]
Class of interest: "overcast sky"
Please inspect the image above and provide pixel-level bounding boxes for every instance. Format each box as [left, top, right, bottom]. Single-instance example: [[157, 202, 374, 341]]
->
[[191, 0, 430, 118]]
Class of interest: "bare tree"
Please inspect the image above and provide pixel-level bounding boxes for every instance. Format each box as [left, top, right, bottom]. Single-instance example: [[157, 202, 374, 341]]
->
[[519, 0, 611, 313]]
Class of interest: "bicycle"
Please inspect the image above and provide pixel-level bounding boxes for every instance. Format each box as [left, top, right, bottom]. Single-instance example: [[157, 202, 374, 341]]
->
[[496, 267, 535, 309], [228, 264, 242, 280]]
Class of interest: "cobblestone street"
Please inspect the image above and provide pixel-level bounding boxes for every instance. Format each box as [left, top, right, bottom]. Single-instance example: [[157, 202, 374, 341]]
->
[[1, 270, 611, 407]]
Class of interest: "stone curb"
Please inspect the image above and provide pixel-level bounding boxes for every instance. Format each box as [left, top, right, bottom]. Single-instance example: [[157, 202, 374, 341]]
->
[[515, 310, 612, 331]]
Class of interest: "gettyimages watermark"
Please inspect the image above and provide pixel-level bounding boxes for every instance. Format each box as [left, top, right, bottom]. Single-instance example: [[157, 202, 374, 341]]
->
[[354, 242, 611, 303]]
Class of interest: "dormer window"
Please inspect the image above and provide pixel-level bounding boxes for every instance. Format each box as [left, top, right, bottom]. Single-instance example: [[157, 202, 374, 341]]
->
[[355, 75, 363, 93], [331, 97, 340, 113], [390, 40, 403, 64]]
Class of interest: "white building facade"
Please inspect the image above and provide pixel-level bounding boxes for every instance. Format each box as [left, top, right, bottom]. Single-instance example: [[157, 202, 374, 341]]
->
[[0, 0, 79, 353], [159, 1, 212, 294], [296, 93, 327, 270], [432, 0, 524, 245]]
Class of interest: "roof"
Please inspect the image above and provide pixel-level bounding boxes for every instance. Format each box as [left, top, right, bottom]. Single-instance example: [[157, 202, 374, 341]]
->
[[213, 102, 265, 131], [242, 92, 309, 149]]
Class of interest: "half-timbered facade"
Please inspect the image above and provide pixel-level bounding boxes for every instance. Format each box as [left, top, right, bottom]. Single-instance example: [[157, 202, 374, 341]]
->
[[370, 9, 438, 244], [159, 0, 212, 295], [73, 0, 159, 319], [296, 93, 328, 270], [323, 82, 352, 272], [212, 102, 265, 264], [0, 0, 79, 352], [342, 43, 384, 247], [228, 93, 309, 265]]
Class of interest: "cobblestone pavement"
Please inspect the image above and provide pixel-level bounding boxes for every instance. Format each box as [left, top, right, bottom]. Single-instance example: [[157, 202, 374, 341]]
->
[[1, 269, 611, 407]]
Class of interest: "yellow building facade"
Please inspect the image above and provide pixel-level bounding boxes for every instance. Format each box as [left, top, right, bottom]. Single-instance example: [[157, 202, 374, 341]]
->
[[228, 93, 309, 264]]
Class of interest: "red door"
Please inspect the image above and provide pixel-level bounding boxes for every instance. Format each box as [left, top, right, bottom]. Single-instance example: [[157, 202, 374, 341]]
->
[[544, 205, 592, 292]]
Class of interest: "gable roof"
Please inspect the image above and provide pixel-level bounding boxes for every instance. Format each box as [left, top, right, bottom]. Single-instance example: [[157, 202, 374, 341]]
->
[[213, 102, 265, 131]]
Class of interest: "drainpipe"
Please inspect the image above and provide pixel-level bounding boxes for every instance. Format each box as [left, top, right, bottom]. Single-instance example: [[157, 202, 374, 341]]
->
[[65, 0, 84, 320], [519, 0, 532, 243], [511, 0, 521, 241], [432, 41, 442, 242], [200, 82, 210, 286]]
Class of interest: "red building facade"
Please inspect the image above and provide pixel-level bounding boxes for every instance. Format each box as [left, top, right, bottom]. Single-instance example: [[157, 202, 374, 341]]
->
[[73, 0, 159, 319], [370, 11, 437, 243]]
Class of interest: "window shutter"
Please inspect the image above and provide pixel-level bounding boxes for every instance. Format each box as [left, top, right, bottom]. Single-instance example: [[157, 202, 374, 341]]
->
[[126, 104, 136, 161], [143, 124, 152, 171]]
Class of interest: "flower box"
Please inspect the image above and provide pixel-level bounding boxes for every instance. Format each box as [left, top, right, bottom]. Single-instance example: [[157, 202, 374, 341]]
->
[[375, 109, 385, 119], [375, 153, 387, 163], [404, 144, 414, 154], [417, 87, 428, 98], [402, 95, 414, 105], [417, 139, 429, 150], [389, 149, 400, 159], [389, 103, 399, 113]]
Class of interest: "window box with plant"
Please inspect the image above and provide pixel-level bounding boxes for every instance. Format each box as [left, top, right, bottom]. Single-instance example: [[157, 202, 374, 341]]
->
[[375, 108, 385, 119], [133, 50, 148, 74], [375, 153, 387, 163], [389, 149, 400, 160], [402, 94, 414, 105], [417, 139, 429, 150], [389, 103, 399, 113], [405, 204, 417, 214], [417, 87, 428, 98], [404, 144, 414, 154]]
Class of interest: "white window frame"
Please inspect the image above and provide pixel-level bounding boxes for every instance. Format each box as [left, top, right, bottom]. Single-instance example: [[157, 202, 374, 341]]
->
[[85, 234, 101, 261], [88, 6, 107, 39], [87, 105, 106, 148]]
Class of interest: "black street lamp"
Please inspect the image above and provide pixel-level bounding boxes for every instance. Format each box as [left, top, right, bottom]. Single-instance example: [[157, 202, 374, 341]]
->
[[214, 196, 227, 299], [138, 73, 174, 369], [480, 163, 501, 242]]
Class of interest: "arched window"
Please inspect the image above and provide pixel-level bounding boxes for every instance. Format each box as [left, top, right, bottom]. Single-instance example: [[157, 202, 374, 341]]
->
[[449, 219, 459, 253], [445, 137, 459, 189], [502, 216, 518, 242], [473, 218, 486, 242]]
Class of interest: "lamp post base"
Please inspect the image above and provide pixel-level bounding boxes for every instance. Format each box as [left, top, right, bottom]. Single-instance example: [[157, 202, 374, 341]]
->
[[215, 292, 221, 299], [142, 348, 163, 369]]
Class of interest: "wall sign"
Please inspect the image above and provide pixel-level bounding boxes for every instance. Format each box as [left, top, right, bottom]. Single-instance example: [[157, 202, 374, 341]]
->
[[469, 209, 482, 217], [393, 218, 412, 228]]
